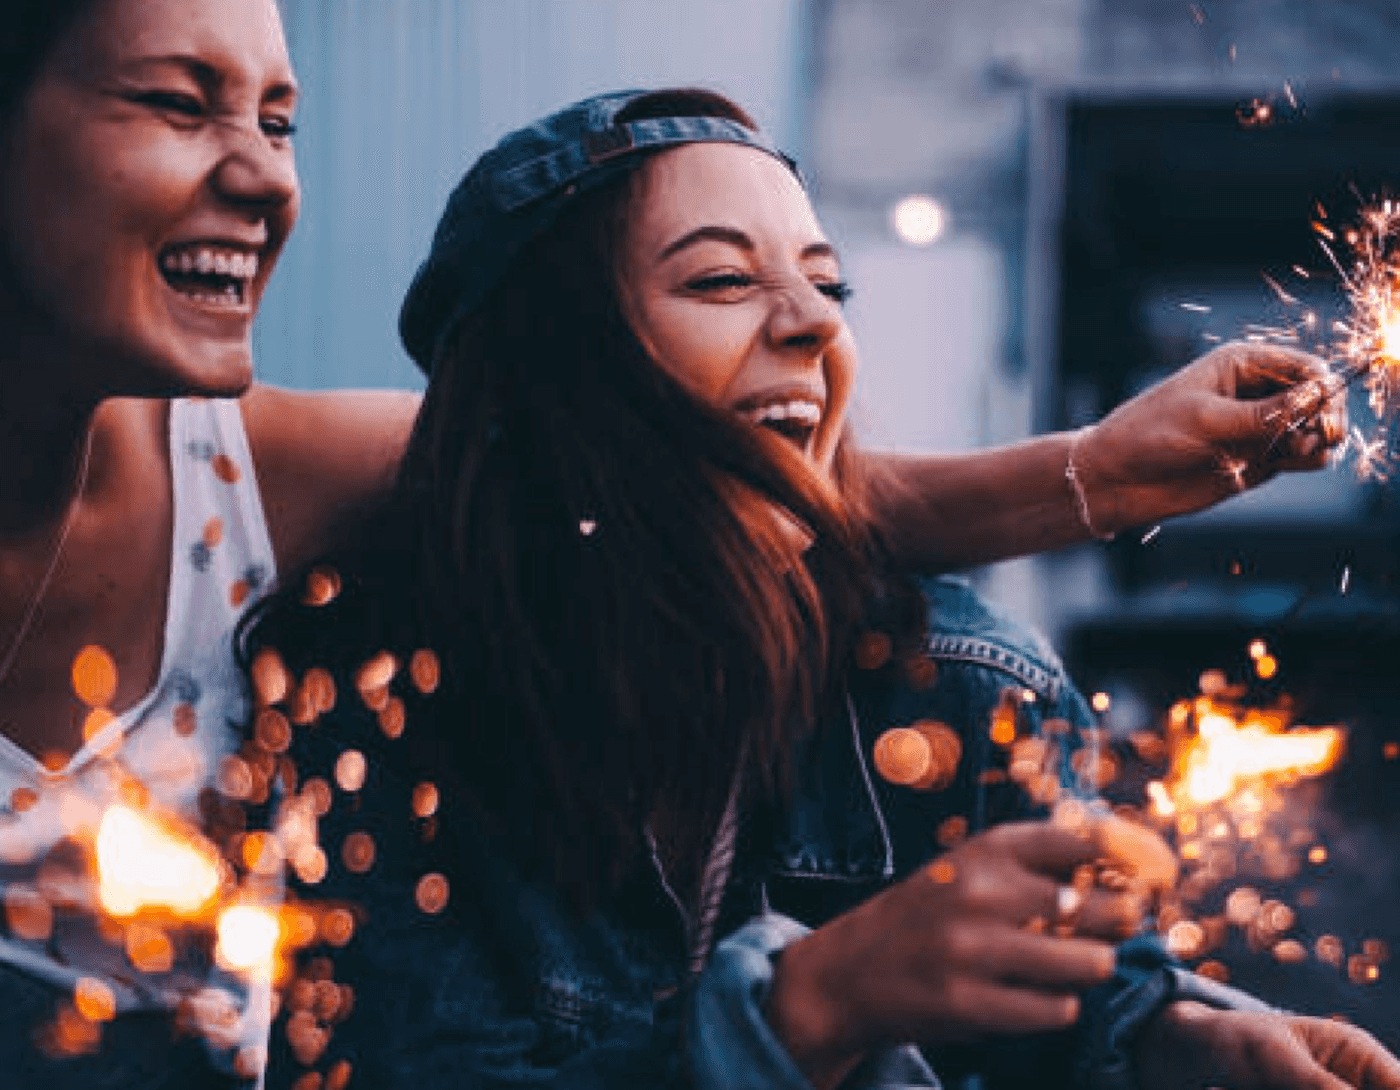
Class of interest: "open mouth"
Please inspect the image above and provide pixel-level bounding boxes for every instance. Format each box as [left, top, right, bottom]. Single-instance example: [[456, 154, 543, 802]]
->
[[742, 399, 822, 454], [159, 244, 259, 310]]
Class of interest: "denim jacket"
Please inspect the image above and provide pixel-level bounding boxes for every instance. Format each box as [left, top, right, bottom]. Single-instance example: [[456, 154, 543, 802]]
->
[[265, 576, 1228, 1090]]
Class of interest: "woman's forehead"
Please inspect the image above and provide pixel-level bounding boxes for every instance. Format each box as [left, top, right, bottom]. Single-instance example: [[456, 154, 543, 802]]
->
[[628, 142, 825, 254], [66, 0, 293, 78]]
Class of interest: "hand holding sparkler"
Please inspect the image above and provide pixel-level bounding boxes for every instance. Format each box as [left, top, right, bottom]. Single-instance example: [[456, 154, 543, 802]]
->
[[765, 816, 1173, 1090], [1072, 343, 1346, 532]]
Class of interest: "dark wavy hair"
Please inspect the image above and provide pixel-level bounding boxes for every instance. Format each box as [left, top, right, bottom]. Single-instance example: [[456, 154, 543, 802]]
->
[[0, 1, 94, 128], [246, 90, 888, 906]]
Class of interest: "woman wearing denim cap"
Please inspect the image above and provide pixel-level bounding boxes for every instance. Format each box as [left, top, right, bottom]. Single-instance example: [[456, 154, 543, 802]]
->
[[244, 89, 1389, 1090]]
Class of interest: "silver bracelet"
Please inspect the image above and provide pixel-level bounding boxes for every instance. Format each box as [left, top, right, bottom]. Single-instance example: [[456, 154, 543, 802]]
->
[[1065, 428, 1115, 542]]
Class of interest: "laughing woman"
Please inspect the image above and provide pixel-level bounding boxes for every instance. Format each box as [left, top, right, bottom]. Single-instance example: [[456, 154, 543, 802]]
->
[[0, 1, 414, 1085], [246, 90, 1390, 1090]]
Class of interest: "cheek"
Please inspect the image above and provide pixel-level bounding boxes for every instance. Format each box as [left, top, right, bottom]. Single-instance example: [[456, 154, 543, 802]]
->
[[638, 303, 753, 405]]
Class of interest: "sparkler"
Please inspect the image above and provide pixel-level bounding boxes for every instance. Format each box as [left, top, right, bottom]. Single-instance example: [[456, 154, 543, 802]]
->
[[1262, 199, 1400, 478]]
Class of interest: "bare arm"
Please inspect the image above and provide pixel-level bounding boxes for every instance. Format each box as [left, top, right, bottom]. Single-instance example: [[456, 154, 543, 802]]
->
[[866, 343, 1344, 571], [240, 383, 422, 574]]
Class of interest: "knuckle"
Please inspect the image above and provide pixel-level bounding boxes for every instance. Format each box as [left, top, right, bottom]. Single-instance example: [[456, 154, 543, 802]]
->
[[940, 923, 982, 966], [955, 863, 1001, 910]]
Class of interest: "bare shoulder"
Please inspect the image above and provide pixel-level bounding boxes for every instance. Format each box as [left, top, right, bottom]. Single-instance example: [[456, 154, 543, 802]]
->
[[241, 384, 422, 572]]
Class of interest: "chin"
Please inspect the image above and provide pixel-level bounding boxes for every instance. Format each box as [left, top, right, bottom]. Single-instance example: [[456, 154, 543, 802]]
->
[[111, 339, 256, 401]]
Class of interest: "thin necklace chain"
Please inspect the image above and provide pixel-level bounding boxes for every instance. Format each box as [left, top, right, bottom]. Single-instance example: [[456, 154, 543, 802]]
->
[[0, 426, 96, 688]]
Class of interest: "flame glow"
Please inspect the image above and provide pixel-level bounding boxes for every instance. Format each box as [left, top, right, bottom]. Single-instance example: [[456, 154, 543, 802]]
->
[[95, 805, 221, 919], [1174, 706, 1345, 807], [215, 905, 281, 975]]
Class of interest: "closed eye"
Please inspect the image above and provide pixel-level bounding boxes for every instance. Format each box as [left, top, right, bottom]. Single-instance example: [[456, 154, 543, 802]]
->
[[816, 280, 854, 305], [686, 272, 753, 293], [260, 114, 298, 140], [134, 90, 204, 117]]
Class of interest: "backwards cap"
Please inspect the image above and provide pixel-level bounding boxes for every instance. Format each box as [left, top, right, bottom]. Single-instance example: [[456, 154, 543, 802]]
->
[[398, 88, 797, 373]]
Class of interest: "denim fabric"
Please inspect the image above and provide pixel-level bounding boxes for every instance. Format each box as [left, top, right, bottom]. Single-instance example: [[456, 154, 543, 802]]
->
[[0, 960, 245, 1090], [263, 576, 1189, 1090]]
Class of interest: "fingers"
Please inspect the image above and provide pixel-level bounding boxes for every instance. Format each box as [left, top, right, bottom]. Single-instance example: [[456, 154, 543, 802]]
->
[[1027, 881, 1150, 942], [976, 820, 1105, 878], [922, 977, 1082, 1037], [1217, 343, 1331, 398], [1292, 1019, 1400, 1090], [978, 814, 1177, 894], [943, 851, 1147, 942], [975, 928, 1118, 990]]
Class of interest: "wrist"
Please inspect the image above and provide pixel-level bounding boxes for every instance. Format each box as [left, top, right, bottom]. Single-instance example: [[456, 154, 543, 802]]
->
[[1065, 427, 1117, 541], [765, 936, 864, 1090]]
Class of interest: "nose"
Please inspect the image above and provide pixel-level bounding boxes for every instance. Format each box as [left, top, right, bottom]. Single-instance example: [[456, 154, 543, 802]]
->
[[210, 123, 300, 220], [765, 278, 843, 357]]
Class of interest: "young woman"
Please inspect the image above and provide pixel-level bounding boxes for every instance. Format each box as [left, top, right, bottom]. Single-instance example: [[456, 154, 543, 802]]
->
[[0, 1, 413, 1085], [246, 89, 1393, 1090]]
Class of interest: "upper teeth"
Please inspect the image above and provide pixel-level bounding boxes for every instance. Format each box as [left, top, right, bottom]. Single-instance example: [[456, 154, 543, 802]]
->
[[162, 246, 259, 279], [747, 400, 822, 427]]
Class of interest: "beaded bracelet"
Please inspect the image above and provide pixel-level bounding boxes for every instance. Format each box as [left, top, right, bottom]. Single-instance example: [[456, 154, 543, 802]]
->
[[1065, 428, 1115, 542]]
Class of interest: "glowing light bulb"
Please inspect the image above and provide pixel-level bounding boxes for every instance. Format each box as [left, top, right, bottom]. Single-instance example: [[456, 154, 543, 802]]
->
[[891, 195, 946, 246]]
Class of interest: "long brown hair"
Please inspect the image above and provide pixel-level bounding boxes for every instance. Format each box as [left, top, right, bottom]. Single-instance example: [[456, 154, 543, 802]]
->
[[250, 90, 881, 906]]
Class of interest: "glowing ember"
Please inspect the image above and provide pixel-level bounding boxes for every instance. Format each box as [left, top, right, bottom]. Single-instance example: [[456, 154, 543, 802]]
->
[[215, 904, 281, 974], [95, 805, 222, 918]]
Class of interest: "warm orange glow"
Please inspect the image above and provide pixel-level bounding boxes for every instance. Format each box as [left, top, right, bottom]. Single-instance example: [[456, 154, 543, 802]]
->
[[1147, 780, 1176, 817], [71, 646, 118, 707], [1255, 654, 1278, 680], [95, 805, 221, 918], [1174, 707, 1344, 807], [1380, 306, 1400, 365], [215, 904, 281, 974]]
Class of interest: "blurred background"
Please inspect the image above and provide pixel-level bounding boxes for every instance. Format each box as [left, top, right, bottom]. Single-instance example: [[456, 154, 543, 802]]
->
[[255, 0, 1400, 1039]]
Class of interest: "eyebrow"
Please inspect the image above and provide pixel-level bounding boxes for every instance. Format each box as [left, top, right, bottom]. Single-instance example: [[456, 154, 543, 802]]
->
[[127, 54, 299, 103], [658, 224, 839, 264]]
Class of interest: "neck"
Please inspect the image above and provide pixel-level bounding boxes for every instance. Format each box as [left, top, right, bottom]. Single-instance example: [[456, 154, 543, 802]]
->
[[0, 372, 100, 539]]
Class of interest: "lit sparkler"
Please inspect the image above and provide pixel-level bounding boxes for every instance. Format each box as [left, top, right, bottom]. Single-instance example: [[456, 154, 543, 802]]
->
[[1263, 199, 1400, 478]]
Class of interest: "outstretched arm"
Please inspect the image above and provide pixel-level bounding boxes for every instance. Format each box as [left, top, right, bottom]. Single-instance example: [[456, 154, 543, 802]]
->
[[241, 383, 422, 573], [867, 343, 1343, 571]]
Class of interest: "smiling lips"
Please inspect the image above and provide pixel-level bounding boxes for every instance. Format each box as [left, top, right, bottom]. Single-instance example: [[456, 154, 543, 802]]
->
[[740, 396, 824, 451], [159, 243, 260, 309]]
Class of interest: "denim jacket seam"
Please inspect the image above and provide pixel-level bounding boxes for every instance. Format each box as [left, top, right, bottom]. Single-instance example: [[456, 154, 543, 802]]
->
[[924, 632, 1064, 701]]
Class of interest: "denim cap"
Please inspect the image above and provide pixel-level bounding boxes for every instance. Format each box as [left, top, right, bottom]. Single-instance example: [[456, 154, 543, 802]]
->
[[399, 88, 799, 373]]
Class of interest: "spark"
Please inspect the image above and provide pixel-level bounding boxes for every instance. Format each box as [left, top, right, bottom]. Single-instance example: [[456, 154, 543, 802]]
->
[[1180, 302, 1212, 313], [1141, 524, 1162, 545], [1340, 566, 1352, 595], [1260, 273, 1298, 305]]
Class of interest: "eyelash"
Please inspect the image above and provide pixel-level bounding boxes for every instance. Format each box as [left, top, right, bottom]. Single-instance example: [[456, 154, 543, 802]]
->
[[687, 272, 854, 304], [135, 92, 297, 140]]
